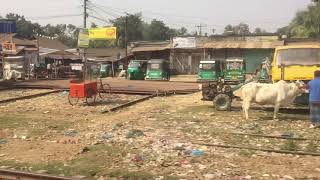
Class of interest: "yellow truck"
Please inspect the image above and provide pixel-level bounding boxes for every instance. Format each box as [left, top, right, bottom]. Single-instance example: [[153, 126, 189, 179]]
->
[[272, 44, 320, 82], [272, 44, 320, 105]]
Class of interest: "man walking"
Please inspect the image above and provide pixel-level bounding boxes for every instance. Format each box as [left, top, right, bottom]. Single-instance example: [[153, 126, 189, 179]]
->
[[307, 70, 320, 128]]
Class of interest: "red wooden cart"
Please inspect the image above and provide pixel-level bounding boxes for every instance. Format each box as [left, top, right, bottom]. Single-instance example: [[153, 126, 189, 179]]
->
[[68, 79, 111, 105]]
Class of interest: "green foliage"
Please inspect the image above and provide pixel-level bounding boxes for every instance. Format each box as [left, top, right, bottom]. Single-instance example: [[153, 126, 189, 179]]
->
[[110, 13, 188, 47], [3, 12, 189, 48], [278, 1, 320, 38], [5, 13, 79, 47], [6, 13, 42, 38], [306, 141, 318, 152], [223, 23, 251, 35], [281, 140, 299, 151], [253, 27, 267, 35], [110, 13, 144, 47]]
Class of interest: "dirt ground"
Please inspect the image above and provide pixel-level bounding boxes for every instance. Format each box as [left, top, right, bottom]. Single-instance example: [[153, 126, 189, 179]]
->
[[0, 90, 320, 179]]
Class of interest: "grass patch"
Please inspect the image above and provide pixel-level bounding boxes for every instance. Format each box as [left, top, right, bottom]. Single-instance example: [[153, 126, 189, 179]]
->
[[0, 143, 132, 178], [0, 115, 29, 129], [0, 114, 72, 137], [306, 141, 318, 153], [280, 139, 300, 151]]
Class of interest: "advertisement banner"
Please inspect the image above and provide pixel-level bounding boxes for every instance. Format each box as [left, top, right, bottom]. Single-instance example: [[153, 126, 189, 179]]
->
[[1, 42, 16, 54], [77, 29, 90, 48], [89, 27, 117, 40], [173, 37, 196, 49]]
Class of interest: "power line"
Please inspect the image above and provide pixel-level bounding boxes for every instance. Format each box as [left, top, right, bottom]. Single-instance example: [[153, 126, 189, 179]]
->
[[28, 14, 82, 20], [90, 15, 110, 24], [88, 2, 123, 18], [195, 24, 207, 36]]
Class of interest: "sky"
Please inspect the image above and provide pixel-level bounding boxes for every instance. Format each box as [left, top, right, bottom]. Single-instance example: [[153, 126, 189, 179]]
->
[[0, 0, 312, 34]]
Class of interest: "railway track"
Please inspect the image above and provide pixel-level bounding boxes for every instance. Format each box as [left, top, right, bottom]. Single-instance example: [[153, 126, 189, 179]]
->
[[0, 169, 73, 180], [0, 79, 200, 95], [0, 90, 61, 104]]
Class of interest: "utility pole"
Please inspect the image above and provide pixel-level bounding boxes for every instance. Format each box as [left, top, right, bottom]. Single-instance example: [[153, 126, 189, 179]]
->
[[84, 0, 88, 28], [124, 13, 129, 57], [83, 0, 88, 81], [196, 24, 206, 37]]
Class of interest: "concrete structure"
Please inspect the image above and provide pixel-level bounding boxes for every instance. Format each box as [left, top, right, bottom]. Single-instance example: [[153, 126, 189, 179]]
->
[[130, 35, 284, 75]]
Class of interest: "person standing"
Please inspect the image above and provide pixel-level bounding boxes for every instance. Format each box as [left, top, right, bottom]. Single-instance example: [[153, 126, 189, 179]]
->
[[307, 70, 320, 128], [47, 63, 52, 79]]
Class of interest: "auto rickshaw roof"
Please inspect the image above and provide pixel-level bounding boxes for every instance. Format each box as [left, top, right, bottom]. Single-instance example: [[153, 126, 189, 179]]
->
[[200, 61, 216, 64], [130, 60, 149, 63], [226, 58, 244, 62]]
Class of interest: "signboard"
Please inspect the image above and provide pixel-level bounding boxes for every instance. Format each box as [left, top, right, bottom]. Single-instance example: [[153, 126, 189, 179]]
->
[[77, 29, 90, 48], [89, 27, 117, 40], [1, 42, 16, 54], [173, 37, 196, 49], [0, 19, 16, 33], [70, 63, 83, 71]]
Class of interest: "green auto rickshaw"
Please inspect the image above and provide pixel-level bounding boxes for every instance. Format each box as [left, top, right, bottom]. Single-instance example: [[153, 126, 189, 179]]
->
[[100, 63, 111, 78], [222, 58, 246, 84], [127, 60, 147, 80], [145, 59, 171, 81], [197, 60, 222, 82]]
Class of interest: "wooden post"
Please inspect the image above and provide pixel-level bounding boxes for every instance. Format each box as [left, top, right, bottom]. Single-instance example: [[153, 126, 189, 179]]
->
[[112, 60, 115, 78]]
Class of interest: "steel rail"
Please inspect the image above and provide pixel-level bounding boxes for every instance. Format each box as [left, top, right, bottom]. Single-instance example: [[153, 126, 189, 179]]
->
[[0, 169, 72, 180], [0, 90, 61, 104], [195, 142, 320, 156]]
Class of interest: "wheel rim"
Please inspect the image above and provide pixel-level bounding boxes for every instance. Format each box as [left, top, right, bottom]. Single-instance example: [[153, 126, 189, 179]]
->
[[216, 98, 227, 107], [86, 88, 96, 105], [68, 94, 79, 106], [99, 83, 112, 100]]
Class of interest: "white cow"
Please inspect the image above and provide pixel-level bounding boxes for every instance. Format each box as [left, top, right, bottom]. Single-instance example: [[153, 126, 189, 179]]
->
[[234, 80, 305, 120]]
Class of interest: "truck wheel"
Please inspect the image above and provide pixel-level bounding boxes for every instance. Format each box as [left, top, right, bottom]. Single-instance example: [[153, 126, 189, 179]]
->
[[213, 94, 231, 111]]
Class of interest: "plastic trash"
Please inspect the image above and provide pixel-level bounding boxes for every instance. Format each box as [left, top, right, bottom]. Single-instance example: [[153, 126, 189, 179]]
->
[[191, 149, 204, 156]]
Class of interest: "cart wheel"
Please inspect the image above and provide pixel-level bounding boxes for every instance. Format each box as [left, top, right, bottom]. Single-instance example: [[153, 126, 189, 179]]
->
[[86, 88, 96, 105], [213, 94, 231, 111], [99, 83, 112, 100], [68, 94, 79, 106]]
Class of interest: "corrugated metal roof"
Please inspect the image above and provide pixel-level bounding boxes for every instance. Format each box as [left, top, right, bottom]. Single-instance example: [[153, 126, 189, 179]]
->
[[130, 40, 283, 52], [203, 40, 284, 49], [131, 45, 170, 52], [37, 36, 68, 50]]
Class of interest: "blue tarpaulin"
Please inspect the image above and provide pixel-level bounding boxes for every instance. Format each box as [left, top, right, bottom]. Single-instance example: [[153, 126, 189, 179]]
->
[[0, 19, 16, 33]]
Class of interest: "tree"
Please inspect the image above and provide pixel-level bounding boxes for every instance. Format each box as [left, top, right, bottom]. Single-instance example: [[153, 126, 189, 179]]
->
[[111, 13, 144, 47], [284, 1, 320, 38], [223, 23, 251, 35], [234, 23, 250, 35], [6, 13, 41, 38], [224, 24, 234, 34], [254, 28, 263, 34], [146, 19, 170, 41], [91, 23, 98, 28]]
